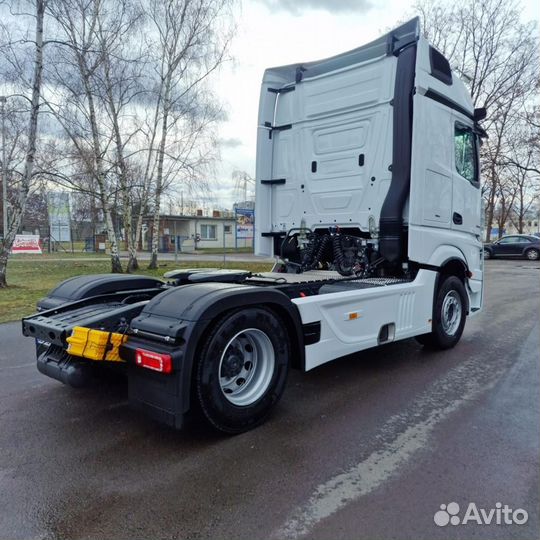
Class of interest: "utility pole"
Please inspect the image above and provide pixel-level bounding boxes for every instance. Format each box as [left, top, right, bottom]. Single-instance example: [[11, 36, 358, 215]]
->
[[0, 96, 7, 240]]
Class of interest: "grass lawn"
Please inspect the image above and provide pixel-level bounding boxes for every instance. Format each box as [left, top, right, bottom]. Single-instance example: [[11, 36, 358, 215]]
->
[[0, 257, 272, 324], [195, 247, 254, 254]]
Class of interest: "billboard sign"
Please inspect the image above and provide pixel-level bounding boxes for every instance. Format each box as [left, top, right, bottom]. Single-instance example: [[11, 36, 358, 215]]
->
[[235, 208, 254, 239], [48, 192, 71, 242], [11, 234, 42, 254]]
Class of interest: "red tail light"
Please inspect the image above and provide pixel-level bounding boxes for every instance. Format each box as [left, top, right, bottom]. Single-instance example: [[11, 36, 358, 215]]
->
[[135, 349, 173, 374]]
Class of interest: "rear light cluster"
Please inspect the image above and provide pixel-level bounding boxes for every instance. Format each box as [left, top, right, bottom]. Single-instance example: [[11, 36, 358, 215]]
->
[[135, 349, 173, 373]]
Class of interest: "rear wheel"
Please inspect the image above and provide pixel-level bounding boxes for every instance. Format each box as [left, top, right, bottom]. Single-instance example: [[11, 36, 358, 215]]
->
[[193, 307, 290, 433], [525, 248, 539, 261], [416, 276, 467, 350]]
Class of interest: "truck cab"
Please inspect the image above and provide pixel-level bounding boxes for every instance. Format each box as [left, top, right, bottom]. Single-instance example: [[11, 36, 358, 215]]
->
[[255, 18, 483, 313]]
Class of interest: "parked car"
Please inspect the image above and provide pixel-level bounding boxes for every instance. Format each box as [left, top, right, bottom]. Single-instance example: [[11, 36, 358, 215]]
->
[[484, 234, 540, 260]]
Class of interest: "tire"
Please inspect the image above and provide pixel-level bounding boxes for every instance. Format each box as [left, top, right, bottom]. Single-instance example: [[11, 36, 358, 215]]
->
[[483, 248, 492, 260], [524, 248, 539, 261], [193, 307, 290, 434], [415, 276, 467, 350]]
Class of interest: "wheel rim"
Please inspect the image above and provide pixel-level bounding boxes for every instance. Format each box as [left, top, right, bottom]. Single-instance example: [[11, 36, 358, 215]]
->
[[527, 250, 538, 260], [441, 290, 462, 336], [483, 249, 490, 259], [218, 328, 275, 406]]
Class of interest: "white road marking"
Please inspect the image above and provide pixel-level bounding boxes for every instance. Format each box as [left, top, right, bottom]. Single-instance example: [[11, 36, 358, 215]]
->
[[0, 362, 35, 370], [275, 351, 511, 539]]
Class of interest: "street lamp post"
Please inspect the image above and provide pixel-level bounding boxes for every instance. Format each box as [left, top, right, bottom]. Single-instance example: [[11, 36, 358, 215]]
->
[[0, 96, 7, 241]]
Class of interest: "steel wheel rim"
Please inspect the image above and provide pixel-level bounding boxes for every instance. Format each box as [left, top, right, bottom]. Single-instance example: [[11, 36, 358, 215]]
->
[[218, 328, 275, 406], [441, 290, 462, 336]]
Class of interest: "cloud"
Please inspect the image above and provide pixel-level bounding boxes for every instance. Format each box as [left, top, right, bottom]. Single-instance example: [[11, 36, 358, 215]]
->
[[256, 0, 372, 16], [219, 137, 244, 148]]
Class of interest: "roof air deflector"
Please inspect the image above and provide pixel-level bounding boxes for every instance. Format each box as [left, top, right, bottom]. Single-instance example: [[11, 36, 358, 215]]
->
[[264, 17, 420, 86]]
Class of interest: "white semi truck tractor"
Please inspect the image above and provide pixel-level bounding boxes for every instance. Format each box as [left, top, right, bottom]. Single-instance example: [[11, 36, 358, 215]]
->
[[22, 18, 486, 433]]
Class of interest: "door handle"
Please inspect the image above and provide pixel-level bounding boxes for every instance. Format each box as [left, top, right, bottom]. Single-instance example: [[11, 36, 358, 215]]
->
[[453, 212, 463, 225]]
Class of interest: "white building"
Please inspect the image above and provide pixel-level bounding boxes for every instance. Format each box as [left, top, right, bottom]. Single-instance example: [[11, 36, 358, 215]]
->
[[141, 213, 237, 252]]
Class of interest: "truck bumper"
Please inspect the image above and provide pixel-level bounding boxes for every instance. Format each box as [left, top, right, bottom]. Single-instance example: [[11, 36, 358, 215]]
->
[[37, 346, 95, 388], [37, 342, 187, 429]]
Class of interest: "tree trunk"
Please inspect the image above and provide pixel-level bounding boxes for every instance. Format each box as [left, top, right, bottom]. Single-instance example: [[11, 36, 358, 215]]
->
[[0, 0, 44, 288], [126, 238, 139, 271], [124, 184, 137, 272], [78, 62, 122, 273], [148, 77, 171, 270], [134, 74, 162, 272], [103, 58, 133, 274], [496, 196, 504, 239], [520, 184, 526, 233], [0, 245, 9, 288], [148, 212, 160, 269], [148, 158, 165, 269], [125, 202, 137, 272], [485, 172, 497, 242], [129, 209, 145, 272], [103, 205, 122, 273]]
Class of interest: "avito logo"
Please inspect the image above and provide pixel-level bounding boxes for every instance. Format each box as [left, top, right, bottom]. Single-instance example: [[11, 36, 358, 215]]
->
[[434, 502, 528, 526]]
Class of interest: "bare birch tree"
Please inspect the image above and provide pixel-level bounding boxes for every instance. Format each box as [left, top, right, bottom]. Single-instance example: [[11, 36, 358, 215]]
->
[[504, 118, 539, 232], [413, 0, 539, 241], [93, 0, 146, 272], [145, 0, 234, 269], [1, 0, 236, 279], [0, 0, 45, 288], [129, 112, 159, 271], [44, 0, 142, 273]]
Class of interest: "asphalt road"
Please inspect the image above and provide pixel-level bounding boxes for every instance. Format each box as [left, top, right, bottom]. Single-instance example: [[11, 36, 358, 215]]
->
[[0, 259, 538, 540]]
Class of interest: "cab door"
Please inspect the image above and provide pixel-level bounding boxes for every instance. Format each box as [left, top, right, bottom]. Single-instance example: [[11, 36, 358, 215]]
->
[[451, 117, 482, 236], [409, 95, 453, 230]]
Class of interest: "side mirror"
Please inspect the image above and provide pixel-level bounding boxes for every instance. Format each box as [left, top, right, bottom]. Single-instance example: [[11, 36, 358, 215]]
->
[[474, 107, 487, 122]]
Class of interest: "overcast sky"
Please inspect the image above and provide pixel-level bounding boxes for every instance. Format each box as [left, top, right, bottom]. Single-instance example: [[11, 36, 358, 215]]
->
[[205, 0, 539, 209]]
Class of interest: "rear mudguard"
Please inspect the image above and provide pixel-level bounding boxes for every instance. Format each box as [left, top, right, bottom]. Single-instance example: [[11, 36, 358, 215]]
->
[[121, 282, 304, 428], [37, 274, 164, 310]]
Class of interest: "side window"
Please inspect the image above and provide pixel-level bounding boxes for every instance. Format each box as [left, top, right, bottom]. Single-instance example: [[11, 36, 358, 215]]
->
[[454, 123, 478, 186], [429, 46, 453, 85], [499, 237, 518, 244]]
